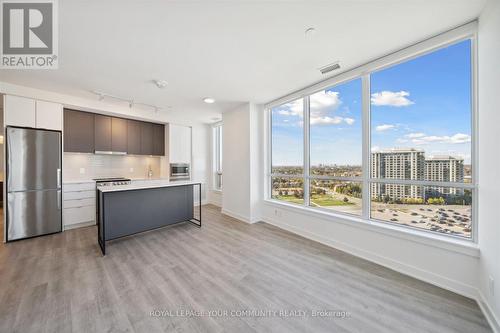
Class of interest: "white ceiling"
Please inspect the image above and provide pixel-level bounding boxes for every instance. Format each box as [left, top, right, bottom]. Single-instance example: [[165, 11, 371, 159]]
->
[[0, 0, 486, 123]]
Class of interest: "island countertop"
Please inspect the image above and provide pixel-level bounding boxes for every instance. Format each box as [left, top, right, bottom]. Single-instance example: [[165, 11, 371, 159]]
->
[[98, 180, 202, 193], [97, 180, 202, 255]]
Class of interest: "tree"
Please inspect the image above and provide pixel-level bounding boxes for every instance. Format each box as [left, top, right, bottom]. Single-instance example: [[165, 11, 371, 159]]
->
[[427, 197, 445, 205]]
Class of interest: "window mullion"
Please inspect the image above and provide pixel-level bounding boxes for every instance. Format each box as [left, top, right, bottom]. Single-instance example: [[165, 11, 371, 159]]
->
[[362, 74, 371, 220], [303, 96, 311, 207]]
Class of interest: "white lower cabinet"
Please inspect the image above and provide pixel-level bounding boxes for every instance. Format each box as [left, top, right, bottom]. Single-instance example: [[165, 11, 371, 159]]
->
[[63, 198, 95, 208], [62, 182, 96, 229], [64, 190, 95, 200], [63, 206, 95, 226]]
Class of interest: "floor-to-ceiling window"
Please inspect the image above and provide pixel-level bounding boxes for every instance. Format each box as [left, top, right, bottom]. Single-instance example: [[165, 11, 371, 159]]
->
[[271, 98, 305, 204], [268, 33, 475, 240], [309, 79, 363, 216], [370, 40, 473, 238]]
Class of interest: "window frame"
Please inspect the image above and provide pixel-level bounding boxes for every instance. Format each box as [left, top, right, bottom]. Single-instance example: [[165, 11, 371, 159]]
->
[[307, 78, 364, 217], [265, 22, 478, 243], [212, 122, 223, 191]]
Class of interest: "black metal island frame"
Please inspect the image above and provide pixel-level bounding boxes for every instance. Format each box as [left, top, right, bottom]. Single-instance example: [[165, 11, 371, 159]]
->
[[97, 181, 202, 255]]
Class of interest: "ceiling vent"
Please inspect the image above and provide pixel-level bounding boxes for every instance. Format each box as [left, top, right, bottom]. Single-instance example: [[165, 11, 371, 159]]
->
[[319, 62, 340, 75]]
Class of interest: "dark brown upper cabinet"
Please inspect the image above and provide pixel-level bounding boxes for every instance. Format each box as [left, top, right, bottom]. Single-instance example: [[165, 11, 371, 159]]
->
[[94, 115, 112, 152], [64, 109, 95, 153], [152, 123, 165, 156], [127, 120, 142, 155], [111, 117, 127, 153], [140, 122, 153, 155], [64, 110, 165, 156], [64, 109, 94, 153]]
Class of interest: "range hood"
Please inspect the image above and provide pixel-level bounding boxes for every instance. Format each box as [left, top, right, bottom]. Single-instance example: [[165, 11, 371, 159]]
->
[[94, 150, 127, 155]]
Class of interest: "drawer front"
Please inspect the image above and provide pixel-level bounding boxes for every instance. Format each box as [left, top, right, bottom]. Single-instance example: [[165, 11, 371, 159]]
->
[[63, 206, 95, 226], [63, 198, 95, 208], [63, 190, 95, 200], [63, 182, 95, 192]]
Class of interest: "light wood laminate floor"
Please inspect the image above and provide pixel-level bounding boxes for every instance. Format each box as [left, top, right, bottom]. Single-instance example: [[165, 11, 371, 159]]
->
[[0, 205, 491, 332]]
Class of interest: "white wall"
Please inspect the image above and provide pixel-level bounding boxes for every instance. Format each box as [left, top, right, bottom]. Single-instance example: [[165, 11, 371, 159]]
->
[[478, 0, 500, 330], [222, 104, 251, 220], [249, 103, 263, 220], [221, 103, 260, 222], [191, 123, 210, 204]]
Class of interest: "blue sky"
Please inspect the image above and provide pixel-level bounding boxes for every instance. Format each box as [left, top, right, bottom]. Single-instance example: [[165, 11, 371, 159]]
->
[[272, 39, 472, 166]]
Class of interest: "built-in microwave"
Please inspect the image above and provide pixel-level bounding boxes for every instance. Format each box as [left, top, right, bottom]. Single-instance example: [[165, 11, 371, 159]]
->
[[170, 163, 190, 180]]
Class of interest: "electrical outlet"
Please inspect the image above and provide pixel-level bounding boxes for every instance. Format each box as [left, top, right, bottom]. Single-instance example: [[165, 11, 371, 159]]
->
[[274, 209, 282, 217], [79, 168, 85, 174], [129, 167, 134, 173], [489, 276, 495, 296]]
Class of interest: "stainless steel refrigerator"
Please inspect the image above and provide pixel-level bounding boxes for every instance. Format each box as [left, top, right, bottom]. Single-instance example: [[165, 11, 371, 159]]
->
[[6, 127, 62, 241]]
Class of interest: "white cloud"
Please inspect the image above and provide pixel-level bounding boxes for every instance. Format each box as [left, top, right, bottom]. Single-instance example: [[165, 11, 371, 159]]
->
[[310, 91, 344, 125], [344, 117, 355, 125], [371, 91, 414, 107], [405, 132, 426, 139], [310, 116, 343, 125], [449, 133, 472, 143], [375, 124, 396, 132], [275, 91, 356, 126], [411, 133, 471, 145], [310, 91, 341, 110], [277, 110, 292, 116], [275, 99, 303, 117], [371, 146, 380, 152]]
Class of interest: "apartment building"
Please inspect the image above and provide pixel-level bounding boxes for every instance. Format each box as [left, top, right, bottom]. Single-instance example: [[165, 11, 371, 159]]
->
[[425, 156, 465, 195], [371, 148, 425, 199], [371, 149, 466, 199]]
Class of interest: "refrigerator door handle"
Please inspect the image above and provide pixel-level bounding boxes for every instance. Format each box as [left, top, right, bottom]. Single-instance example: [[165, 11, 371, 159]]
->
[[57, 168, 61, 189], [57, 190, 62, 210]]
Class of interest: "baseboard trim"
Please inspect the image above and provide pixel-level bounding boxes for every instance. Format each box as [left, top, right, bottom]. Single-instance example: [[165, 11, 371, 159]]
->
[[478, 290, 500, 333], [207, 200, 221, 207], [194, 199, 208, 207], [63, 220, 95, 231], [221, 208, 257, 224], [262, 215, 479, 300]]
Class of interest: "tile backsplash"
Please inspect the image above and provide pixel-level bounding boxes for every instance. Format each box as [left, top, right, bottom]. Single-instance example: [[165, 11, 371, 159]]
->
[[63, 153, 162, 180]]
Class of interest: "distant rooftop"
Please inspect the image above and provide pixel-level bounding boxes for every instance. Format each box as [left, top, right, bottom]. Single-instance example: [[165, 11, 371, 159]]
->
[[426, 155, 464, 161], [372, 148, 424, 153], [371, 149, 464, 161]]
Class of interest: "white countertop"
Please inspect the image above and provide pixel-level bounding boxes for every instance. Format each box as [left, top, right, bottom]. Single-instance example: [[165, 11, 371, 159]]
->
[[98, 180, 202, 193], [129, 177, 171, 181], [63, 177, 170, 184], [63, 179, 96, 184]]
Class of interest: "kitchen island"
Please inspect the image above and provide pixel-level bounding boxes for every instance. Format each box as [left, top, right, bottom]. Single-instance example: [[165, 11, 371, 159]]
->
[[97, 181, 202, 255]]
